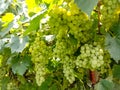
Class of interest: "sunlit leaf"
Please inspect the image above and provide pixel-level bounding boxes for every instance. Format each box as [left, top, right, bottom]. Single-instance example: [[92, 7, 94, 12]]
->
[[43, 0, 54, 4], [24, 10, 47, 35], [5, 35, 29, 53], [0, 22, 14, 37], [2, 13, 14, 23], [25, 0, 42, 13], [0, 0, 12, 15]]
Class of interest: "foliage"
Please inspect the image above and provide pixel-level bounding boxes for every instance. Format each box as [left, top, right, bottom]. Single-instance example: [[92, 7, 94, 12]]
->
[[0, 0, 120, 90]]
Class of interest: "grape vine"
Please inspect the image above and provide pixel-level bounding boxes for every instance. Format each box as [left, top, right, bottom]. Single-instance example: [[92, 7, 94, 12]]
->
[[0, 0, 120, 89]]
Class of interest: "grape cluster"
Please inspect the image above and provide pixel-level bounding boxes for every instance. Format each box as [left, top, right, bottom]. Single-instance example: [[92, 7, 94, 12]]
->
[[35, 64, 46, 86], [29, 36, 52, 86], [63, 56, 75, 84], [75, 43, 104, 70], [101, 0, 120, 30], [46, 2, 93, 84], [48, 3, 92, 44], [99, 51, 111, 74]]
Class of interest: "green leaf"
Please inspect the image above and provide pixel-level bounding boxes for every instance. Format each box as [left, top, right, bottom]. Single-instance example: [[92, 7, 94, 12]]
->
[[113, 65, 120, 79], [95, 79, 114, 90], [0, 0, 12, 15], [39, 77, 52, 90], [1, 77, 10, 90], [113, 83, 120, 90], [5, 35, 29, 53], [12, 62, 27, 75], [74, 0, 98, 16], [0, 39, 6, 50], [24, 10, 47, 35], [49, 84, 58, 90], [110, 21, 120, 39], [9, 55, 32, 75], [19, 82, 38, 90], [105, 33, 120, 62]]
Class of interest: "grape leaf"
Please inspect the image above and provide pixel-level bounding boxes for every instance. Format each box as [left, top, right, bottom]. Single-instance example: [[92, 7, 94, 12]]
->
[[113, 83, 120, 90], [23, 10, 47, 35], [25, 0, 42, 13], [110, 21, 120, 39], [19, 82, 38, 90], [0, 0, 12, 15], [113, 65, 120, 79], [1, 77, 10, 90], [105, 33, 120, 62], [74, 0, 98, 16], [49, 84, 58, 90], [39, 77, 52, 90], [0, 22, 14, 38], [8, 55, 32, 75], [5, 35, 29, 53], [0, 39, 5, 50], [12, 61, 27, 75], [95, 79, 114, 90]]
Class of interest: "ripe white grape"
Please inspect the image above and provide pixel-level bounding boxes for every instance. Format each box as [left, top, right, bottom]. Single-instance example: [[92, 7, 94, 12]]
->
[[76, 43, 105, 70]]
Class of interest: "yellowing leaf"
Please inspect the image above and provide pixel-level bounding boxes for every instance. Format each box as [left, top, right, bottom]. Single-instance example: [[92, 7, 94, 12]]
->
[[2, 13, 14, 23], [0, 55, 3, 67], [25, 0, 42, 13], [115, 8, 120, 14]]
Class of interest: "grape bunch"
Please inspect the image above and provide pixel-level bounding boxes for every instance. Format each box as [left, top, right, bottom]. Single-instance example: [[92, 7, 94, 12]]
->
[[29, 36, 52, 86], [48, 2, 93, 44], [47, 2, 93, 84], [75, 43, 105, 70], [99, 51, 111, 74], [35, 64, 46, 86], [63, 56, 75, 84], [101, 0, 120, 30]]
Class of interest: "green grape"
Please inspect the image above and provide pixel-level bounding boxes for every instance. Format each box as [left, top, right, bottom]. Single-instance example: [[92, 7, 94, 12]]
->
[[75, 43, 106, 70]]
